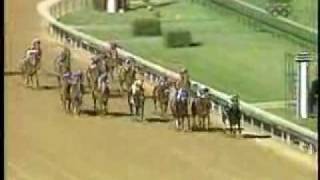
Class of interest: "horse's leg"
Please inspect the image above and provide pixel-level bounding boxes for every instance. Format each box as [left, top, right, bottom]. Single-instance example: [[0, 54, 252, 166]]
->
[[57, 76, 61, 87], [186, 115, 190, 132], [67, 99, 71, 113], [238, 119, 242, 135], [231, 123, 235, 135], [110, 67, 114, 80], [61, 95, 66, 112], [186, 115, 191, 131], [73, 100, 80, 115], [35, 72, 40, 88], [182, 116, 186, 131], [87, 76, 91, 89], [207, 115, 210, 131], [24, 75, 28, 86], [196, 114, 200, 129], [135, 103, 140, 116], [63, 99, 68, 112], [153, 96, 157, 111], [140, 102, 144, 121], [181, 116, 184, 131], [164, 101, 168, 114], [119, 80, 124, 94], [99, 99, 104, 115], [160, 102, 164, 116], [105, 98, 109, 114], [175, 117, 179, 130], [191, 114, 196, 130], [93, 94, 97, 113], [108, 68, 112, 81], [202, 116, 206, 130], [128, 99, 133, 115], [30, 75, 34, 88]]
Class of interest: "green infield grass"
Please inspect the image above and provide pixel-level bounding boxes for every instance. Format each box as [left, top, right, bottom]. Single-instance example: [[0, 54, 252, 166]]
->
[[60, 0, 316, 103]]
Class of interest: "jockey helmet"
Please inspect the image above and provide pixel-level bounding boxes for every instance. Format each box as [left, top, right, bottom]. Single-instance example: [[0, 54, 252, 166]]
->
[[231, 95, 239, 102], [90, 56, 98, 63], [125, 58, 130, 65], [32, 38, 40, 45], [66, 37, 72, 43], [90, 64, 96, 69], [180, 68, 188, 74], [203, 87, 209, 93], [111, 42, 117, 49], [136, 80, 143, 86]]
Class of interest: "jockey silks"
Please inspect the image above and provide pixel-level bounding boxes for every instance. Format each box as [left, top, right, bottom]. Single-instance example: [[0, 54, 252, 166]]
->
[[176, 88, 188, 101], [97, 73, 109, 91]]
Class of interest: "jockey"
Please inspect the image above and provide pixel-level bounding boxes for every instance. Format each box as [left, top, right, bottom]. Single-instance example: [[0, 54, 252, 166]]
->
[[176, 88, 188, 102], [123, 57, 132, 71], [200, 88, 209, 99], [231, 95, 239, 104], [176, 67, 190, 89], [57, 47, 71, 65], [31, 38, 42, 61], [159, 79, 165, 87], [180, 68, 188, 79], [131, 79, 143, 96], [97, 72, 109, 91], [63, 71, 73, 84], [25, 49, 37, 59], [228, 94, 240, 109], [23, 49, 38, 65], [109, 42, 119, 60]]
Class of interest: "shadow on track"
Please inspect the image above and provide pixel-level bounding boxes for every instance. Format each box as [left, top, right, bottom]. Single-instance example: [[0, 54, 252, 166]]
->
[[146, 117, 171, 123]]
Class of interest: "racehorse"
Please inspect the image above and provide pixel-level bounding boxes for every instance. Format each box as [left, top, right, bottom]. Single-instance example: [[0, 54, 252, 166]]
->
[[92, 81, 110, 115], [174, 88, 191, 131], [118, 65, 136, 94], [86, 55, 108, 90], [105, 54, 117, 80], [53, 50, 71, 87], [191, 96, 212, 130], [69, 73, 84, 115], [153, 82, 170, 115], [128, 85, 145, 121], [60, 76, 72, 112], [20, 50, 40, 88], [222, 101, 242, 134], [86, 65, 100, 90]]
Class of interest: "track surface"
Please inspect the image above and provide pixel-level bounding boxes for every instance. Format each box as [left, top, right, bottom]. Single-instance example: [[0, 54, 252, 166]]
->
[[5, 0, 317, 179]]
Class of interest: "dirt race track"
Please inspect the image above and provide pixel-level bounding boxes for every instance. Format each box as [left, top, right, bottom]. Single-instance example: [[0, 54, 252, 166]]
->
[[4, 0, 317, 179]]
